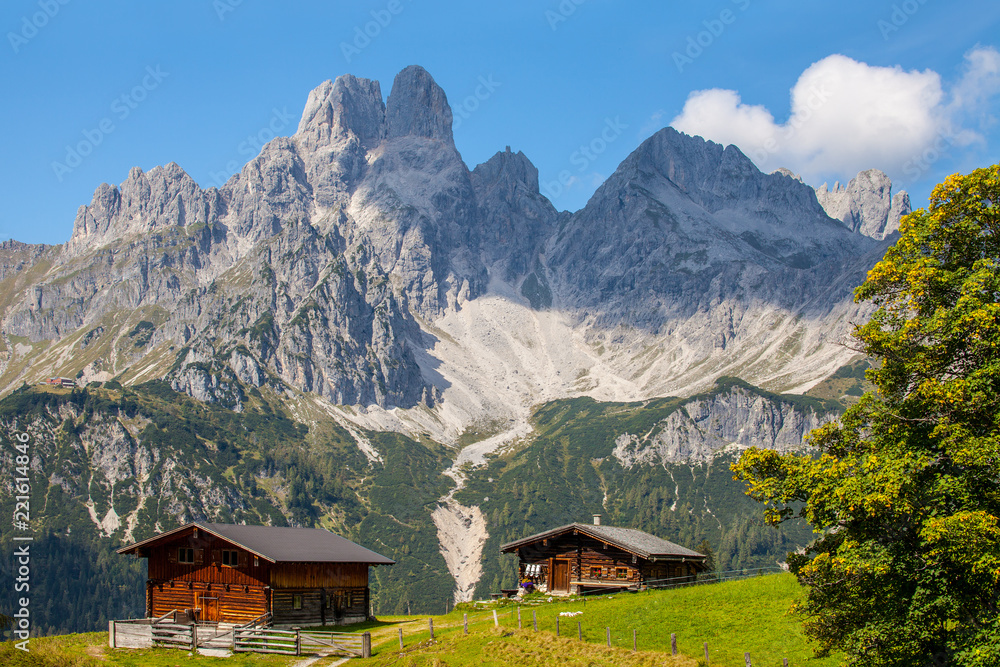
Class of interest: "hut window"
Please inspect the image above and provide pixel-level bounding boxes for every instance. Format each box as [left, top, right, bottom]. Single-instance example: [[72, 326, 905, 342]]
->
[[221, 550, 239, 567], [292, 594, 303, 610], [590, 567, 602, 579], [178, 548, 195, 564], [616, 567, 628, 579]]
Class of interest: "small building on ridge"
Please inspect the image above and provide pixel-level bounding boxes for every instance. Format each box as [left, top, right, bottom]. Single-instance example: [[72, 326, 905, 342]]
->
[[500, 515, 708, 595], [117, 522, 394, 626]]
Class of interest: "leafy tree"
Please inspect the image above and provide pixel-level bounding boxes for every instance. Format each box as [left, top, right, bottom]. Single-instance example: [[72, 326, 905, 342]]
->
[[733, 165, 1000, 666]]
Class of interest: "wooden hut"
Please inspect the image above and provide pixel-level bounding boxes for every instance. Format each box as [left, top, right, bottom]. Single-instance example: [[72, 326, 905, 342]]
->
[[500, 515, 707, 595], [117, 522, 394, 626]]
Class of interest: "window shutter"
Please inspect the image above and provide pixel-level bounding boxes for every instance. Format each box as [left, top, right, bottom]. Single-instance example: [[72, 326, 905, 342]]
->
[[195, 549, 204, 565], [168, 550, 177, 564]]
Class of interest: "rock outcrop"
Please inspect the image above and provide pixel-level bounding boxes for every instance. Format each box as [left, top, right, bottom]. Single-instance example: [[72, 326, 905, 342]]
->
[[815, 168, 911, 240], [613, 385, 831, 468]]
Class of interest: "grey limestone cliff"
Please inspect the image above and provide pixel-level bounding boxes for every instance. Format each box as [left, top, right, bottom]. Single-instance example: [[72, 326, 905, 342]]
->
[[612, 384, 831, 468], [815, 168, 910, 240]]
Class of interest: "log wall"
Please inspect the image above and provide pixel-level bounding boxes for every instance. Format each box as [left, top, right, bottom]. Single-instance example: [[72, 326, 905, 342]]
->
[[271, 587, 369, 627], [271, 562, 368, 589], [146, 530, 269, 587], [148, 579, 269, 623]]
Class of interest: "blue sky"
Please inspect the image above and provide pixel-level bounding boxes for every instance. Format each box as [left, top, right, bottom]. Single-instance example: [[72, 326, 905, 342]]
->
[[2, 0, 999, 246]]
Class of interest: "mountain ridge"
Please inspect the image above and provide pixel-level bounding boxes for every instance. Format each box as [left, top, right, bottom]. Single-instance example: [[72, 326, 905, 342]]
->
[[0, 66, 900, 441]]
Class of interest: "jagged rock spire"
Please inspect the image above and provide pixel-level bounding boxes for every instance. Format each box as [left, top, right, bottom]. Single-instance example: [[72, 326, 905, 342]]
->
[[386, 65, 454, 144]]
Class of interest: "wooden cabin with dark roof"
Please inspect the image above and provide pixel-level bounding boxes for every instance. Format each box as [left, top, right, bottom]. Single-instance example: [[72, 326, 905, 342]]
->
[[117, 522, 394, 627], [500, 514, 707, 595]]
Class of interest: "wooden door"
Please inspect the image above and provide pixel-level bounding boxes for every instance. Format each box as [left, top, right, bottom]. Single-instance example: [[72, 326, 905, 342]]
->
[[199, 594, 220, 623], [552, 560, 570, 592]]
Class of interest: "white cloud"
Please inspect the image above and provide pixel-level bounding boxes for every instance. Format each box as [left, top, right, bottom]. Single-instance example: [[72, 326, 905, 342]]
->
[[670, 47, 1000, 186], [948, 45, 1000, 123]]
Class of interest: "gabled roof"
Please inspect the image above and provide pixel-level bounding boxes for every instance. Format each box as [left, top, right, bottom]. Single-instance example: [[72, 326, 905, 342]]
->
[[117, 522, 395, 565], [500, 523, 705, 561]]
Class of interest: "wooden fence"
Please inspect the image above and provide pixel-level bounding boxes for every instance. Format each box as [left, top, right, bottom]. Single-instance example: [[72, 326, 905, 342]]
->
[[233, 627, 298, 655], [233, 627, 371, 658], [109, 618, 370, 658], [107, 619, 152, 649], [108, 619, 197, 651], [151, 622, 196, 648]]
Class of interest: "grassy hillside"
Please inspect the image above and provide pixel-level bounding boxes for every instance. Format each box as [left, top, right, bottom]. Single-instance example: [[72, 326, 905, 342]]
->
[[1, 574, 839, 666], [803, 358, 873, 406]]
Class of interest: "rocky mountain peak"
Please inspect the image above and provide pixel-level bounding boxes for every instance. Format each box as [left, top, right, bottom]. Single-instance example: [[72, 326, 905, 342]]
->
[[385, 65, 454, 144], [69, 162, 222, 251], [773, 167, 804, 183], [295, 74, 385, 152], [470, 147, 556, 281], [471, 146, 540, 196], [815, 168, 910, 240], [623, 128, 829, 221]]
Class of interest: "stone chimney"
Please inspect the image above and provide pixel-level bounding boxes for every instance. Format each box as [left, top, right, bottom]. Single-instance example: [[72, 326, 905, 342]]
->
[[593, 514, 602, 526]]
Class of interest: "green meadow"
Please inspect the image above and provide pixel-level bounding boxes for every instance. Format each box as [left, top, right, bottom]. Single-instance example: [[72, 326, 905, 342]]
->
[[2, 573, 841, 666]]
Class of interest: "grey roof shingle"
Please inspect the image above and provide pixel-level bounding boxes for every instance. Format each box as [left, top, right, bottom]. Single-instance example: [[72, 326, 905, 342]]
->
[[500, 522, 705, 560], [117, 522, 395, 565]]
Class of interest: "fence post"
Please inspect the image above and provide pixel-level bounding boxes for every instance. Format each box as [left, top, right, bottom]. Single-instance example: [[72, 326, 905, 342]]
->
[[533, 610, 537, 631], [518, 606, 522, 629], [493, 610, 499, 627], [363, 632, 371, 658], [429, 618, 434, 640], [705, 642, 710, 664], [745, 653, 752, 667], [633, 629, 637, 652], [108, 620, 115, 649], [191, 624, 198, 652], [606, 627, 611, 647], [577, 621, 582, 640], [671, 632, 677, 655], [294, 627, 301, 656], [399, 626, 404, 649], [783, 660, 789, 667]]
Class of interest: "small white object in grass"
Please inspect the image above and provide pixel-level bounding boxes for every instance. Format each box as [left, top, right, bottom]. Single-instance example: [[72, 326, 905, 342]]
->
[[559, 611, 583, 616]]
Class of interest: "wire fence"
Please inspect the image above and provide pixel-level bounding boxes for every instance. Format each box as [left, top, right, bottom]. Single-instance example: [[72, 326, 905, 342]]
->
[[380, 593, 789, 666], [574, 565, 786, 596], [642, 566, 786, 590]]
